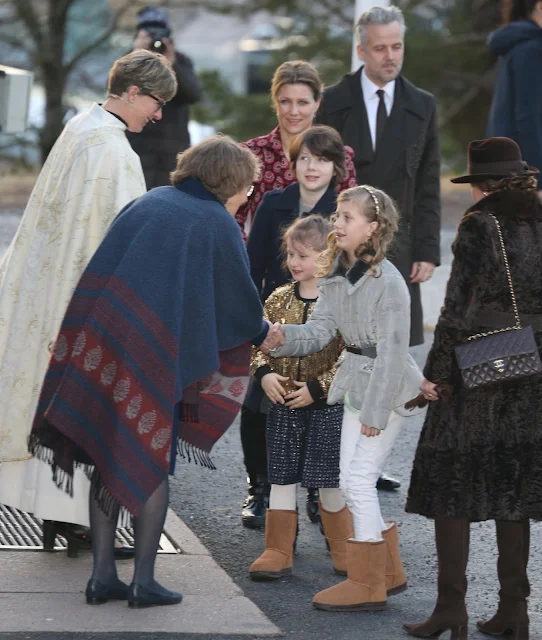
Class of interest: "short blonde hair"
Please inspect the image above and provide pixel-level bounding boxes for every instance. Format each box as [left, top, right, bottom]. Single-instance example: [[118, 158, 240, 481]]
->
[[280, 214, 332, 271], [107, 49, 177, 102], [170, 135, 261, 203], [270, 60, 323, 108], [316, 186, 399, 277]]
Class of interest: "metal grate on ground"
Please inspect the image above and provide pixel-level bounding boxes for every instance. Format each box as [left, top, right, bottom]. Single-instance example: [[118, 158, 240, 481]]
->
[[0, 504, 179, 553]]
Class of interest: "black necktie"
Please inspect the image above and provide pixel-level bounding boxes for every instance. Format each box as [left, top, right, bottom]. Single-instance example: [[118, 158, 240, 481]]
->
[[375, 89, 388, 150]]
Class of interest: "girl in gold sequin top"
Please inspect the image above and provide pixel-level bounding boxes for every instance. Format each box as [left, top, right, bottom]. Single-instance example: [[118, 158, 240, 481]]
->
[[249, 215, 346, 582]]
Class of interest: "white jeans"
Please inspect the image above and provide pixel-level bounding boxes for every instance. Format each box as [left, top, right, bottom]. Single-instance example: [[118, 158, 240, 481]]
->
[[340, 406, 402, 542]]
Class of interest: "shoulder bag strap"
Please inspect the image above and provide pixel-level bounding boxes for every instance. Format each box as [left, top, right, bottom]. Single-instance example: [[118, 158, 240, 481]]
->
[[466, 214, 522, 341]]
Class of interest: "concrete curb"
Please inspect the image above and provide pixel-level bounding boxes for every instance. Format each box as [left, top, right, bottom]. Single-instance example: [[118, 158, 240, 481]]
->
[[0, 508, 281, 636]]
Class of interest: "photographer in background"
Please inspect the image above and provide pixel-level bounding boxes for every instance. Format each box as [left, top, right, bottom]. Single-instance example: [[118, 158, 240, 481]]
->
[[127, 6, 202, 189]]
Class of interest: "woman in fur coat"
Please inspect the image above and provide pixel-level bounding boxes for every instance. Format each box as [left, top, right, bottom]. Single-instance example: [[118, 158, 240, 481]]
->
[[405, 137, 542, 640]]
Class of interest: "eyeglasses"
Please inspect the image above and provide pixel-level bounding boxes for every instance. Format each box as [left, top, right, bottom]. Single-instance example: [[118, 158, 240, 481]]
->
[[247, 185, 255, 197], [139, 89, 167, 110]]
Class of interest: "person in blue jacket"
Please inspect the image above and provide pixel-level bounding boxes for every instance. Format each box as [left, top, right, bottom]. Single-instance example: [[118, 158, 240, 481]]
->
[[486, 0, 542, 194], [240, 126, 346, 529]]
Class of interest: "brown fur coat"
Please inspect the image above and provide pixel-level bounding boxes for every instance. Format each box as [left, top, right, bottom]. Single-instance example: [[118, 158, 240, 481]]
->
[[406, 189, 542, 521]]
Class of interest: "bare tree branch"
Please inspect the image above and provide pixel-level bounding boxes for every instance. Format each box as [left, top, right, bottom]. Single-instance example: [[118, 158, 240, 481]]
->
[[14, 0, 45, 50], [315, 0, 352, 27], [0, 32, 30, 51], [440, 69, 490, 87], [439, 66, 496, 128], [63, 0, 140, 73], [442, 33, 490, 46], [0, 14, 20, 26], [439, 87, 480, 129]]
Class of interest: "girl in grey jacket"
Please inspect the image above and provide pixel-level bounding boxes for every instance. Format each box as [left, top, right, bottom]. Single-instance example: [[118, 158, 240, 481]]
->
[[266, 185, 422, 612]]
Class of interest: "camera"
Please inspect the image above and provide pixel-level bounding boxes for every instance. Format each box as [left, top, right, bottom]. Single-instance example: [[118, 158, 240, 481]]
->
[[145, 26, 170, 55]]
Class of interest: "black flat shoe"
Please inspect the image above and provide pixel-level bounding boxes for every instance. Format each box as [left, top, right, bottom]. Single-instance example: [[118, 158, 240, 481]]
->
[[85, 578, 129, 605], [376, 473, 401, 491], [128, 582, 183, 609], [306, 488, 320, 523]]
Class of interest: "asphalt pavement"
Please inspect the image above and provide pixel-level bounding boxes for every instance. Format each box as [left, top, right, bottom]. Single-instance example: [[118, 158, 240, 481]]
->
[[2, 198, 542, 639]]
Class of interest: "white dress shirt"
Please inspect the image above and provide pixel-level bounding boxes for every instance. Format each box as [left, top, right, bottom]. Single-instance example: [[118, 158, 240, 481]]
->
[[361, 68, 396, 151]]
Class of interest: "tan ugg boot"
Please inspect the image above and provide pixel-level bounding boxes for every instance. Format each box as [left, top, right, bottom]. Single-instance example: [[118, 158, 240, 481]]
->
[[320, 503, 353, 576], [312, 539, 387, 611], [382, 521, 407, 596], [249, 509, 297, 581]]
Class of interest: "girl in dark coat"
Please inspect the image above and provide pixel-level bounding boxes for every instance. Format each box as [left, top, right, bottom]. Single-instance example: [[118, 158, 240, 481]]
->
[[247, 126, 346, 301], [240, 125, 347, 528], [404, 137, 542, 640]]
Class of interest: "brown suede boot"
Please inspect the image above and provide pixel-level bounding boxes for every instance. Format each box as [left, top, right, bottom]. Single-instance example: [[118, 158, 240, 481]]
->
[[312, 539, 387, 611], [477, 520, 530, 639], [319, 503, 353, 576], [382, 521, 407, 596], [403, 517, 469, 639], [249, 509, 297, 581]]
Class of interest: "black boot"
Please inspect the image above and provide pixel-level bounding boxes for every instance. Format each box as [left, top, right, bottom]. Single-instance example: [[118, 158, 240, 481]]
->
[[306, 488, 320, 523], [42, 520, 134, 559], [403, 517, 469, 638], [241, 475, 270, 529], [477, 520, 530, 639]]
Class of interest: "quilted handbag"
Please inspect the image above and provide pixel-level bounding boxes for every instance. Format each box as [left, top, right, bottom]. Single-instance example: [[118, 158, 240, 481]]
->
[[454, 214, 542, 390]]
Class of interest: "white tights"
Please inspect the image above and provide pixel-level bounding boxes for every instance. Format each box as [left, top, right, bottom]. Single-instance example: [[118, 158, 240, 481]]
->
[[269, 484, 345, 513]]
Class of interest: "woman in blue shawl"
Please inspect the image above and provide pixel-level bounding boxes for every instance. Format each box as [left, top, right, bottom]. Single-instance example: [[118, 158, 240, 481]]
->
[[29, 135, 269, 608]]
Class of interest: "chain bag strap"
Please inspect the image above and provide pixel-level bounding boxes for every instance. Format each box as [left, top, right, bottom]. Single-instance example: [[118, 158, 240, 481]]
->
[[454, 214, 542, 389]]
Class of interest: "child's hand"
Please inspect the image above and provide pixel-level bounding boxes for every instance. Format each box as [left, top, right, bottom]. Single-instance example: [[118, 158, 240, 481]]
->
[[361, 424, 380, 437], [260, 322, 285, 355], [285, 381, 314, 409], [261, 373, 289, 404]]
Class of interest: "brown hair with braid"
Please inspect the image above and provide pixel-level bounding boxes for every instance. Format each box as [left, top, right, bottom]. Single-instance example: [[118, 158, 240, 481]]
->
[[476, 174, 539, 193], [315, 186, 399, 278]]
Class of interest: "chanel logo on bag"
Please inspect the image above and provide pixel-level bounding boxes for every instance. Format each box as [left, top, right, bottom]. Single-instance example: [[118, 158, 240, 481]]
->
[[492, 358, 507, 373]]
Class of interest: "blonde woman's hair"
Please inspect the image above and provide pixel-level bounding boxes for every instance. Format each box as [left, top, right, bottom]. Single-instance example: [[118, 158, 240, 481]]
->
[[280, 215, 333, 271], [477, 174, 538, 193], [170, 134, 261, 203], [316, 186, 399, 278], [270, 60, 323, 108], [107, 49, 177, 102]]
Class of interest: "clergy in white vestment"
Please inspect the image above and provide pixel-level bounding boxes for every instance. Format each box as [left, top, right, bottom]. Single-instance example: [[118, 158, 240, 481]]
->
[[0, 49, 177, 529]]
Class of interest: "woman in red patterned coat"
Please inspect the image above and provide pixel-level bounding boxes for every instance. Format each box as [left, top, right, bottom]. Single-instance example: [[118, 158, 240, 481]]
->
[[235, 60, 357, 237], [238, 61, 356, 529]]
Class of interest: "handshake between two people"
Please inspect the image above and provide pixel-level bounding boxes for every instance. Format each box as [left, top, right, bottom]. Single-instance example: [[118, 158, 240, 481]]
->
[[259, 321, 285, 355], [258, 321, 313, 409]]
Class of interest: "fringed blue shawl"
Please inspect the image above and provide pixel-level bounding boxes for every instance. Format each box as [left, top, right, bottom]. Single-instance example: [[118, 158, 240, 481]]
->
[[29, 178, 266, 516]]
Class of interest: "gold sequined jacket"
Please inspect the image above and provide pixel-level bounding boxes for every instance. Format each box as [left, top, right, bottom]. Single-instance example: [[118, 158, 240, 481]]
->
[[251, 282, 343, 402]]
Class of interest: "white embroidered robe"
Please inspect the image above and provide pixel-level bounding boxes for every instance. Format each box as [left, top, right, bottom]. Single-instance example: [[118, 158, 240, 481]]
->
[[0, 103, 146, 524]]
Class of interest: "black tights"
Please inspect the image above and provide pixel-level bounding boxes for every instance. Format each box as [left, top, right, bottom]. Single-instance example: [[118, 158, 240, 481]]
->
[[89, 474, 169, 588], [240, 405, 268, 479]]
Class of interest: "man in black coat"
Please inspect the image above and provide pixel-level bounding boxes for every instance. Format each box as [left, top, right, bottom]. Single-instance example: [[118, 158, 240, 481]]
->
[[126, 7, 202, 189], [317, 5, 441, 347]]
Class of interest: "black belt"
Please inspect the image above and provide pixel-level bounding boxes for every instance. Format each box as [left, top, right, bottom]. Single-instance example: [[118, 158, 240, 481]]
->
[[475, 311, 542, 331], [345, 345, 377, 358]]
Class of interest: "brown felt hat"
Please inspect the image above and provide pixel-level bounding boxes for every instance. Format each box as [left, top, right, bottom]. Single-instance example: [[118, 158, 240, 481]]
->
[[450, 137, 539, 184]]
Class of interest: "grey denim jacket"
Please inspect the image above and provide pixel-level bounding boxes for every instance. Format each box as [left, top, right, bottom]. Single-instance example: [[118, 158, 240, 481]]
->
[[271, 258, 423, 430]]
